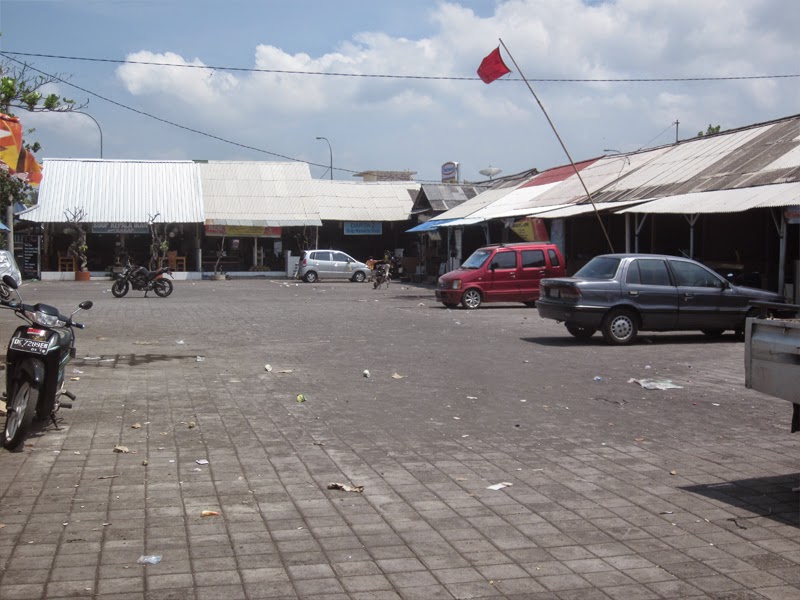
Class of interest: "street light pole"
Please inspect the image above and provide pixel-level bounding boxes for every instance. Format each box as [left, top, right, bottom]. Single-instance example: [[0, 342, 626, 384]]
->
[[315, 136, 332, 180], [74, 111, 104, 158]]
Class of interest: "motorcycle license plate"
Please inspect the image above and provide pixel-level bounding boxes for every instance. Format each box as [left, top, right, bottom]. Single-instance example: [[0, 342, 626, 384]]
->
[[10, 337, 49, 355]]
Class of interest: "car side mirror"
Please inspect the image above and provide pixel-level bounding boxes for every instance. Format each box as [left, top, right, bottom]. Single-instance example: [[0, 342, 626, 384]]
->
[[490, 262, 498, 271]]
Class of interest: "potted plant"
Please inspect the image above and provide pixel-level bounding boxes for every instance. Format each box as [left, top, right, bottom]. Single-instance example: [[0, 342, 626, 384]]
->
[[64, 207, 90, 280]]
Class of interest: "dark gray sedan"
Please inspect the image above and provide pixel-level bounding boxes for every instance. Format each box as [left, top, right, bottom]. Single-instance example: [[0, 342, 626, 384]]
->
[[536, 254, 786, 344]]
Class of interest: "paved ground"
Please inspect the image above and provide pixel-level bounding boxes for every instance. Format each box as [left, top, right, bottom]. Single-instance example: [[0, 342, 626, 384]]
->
[[0, 278, 798, 600]]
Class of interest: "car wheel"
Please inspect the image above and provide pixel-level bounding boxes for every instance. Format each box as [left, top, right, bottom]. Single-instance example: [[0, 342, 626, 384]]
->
[[351, 271, 366, 283], [701, 328, 725, 338], [601, 308, 638, 345], [303, 271, 318, 283], [566, 324, 596, 339], [523, 301, 537, 307], [461, 289, 482, 309]]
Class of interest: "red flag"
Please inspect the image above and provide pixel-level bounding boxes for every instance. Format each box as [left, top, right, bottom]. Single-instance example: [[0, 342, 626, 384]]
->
[[477, 47, 511, 84], [15, 147, 42, 187]]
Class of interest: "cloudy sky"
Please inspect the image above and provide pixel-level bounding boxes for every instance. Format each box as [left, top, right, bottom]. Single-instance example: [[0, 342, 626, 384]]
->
[[1, 0, 798, 182]]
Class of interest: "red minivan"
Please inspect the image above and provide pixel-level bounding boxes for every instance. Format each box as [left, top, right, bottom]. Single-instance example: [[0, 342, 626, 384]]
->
[[435, 242, 566, 309]]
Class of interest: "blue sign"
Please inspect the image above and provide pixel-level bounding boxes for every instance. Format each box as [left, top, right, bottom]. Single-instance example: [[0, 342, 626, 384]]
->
[[344, 222, 382, 235]]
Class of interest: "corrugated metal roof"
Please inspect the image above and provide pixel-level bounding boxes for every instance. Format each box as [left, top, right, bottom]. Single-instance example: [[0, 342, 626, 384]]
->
[[23, 159, 204, 223], [536, 199, 650, 219], [200, 161, 320, 226], [617, 182, 800, 214], [413, 184, 488, 212], [592, 116, 800, 204], [200, 162, 419, 225]]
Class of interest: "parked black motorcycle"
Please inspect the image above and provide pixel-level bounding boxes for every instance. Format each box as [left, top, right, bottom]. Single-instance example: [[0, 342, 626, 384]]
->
[[1, 275, 92, 450], [112, 262, 174, 298]]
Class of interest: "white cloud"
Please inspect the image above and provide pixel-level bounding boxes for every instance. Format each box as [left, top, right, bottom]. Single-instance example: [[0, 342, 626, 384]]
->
[[108, 0, 800, 179]]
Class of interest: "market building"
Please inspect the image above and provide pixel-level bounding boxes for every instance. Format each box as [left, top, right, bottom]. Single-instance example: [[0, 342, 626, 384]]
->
[[425, 113, 800, 299], [17, 159, 420, 279]]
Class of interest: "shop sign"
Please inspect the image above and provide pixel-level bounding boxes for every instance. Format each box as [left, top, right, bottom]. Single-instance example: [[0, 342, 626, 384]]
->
[[785, 205, 800, 224], [205, 224, 281, 237], [511, 217, 549, 242], [92, 222, 149, 234], [344, 222, 382, 235], [441, 161, 458, 183]]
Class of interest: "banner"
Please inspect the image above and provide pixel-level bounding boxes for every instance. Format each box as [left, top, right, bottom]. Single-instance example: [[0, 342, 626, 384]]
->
[[511, 217, 549, 242], [205, 224, 281, 237], [0, 113, 22, 173]]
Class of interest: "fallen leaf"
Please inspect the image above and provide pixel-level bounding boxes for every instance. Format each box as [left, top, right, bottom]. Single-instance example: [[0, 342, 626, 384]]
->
[[142, 459, 149, 466], [98, 475, 119, 480], [278, 369, 293, 374], [670, 469, 677, 475], [296, 394, 306, 403], [391, 373, 405, 379], [201, 510, 220, 517], [113, 446, 129, 454], [131, 423, 142, 429], [70, 377, 80, 381], [188, 422, 196, 429]]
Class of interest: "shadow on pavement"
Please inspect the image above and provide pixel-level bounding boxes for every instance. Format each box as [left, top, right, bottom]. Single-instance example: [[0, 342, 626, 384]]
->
[[522, 333, 741, 347], [683, 475, 800, 529]]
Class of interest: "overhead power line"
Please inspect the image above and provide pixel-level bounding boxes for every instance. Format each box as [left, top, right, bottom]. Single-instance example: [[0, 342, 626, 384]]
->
[[0, 53, 361, 175], [3, 51, 800, 83]]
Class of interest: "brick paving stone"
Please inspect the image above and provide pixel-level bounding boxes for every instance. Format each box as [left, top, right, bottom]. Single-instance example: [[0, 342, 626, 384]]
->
[[0, 281, 798, 600]]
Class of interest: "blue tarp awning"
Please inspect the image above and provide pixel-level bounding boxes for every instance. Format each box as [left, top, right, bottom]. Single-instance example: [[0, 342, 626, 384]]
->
[[0, 222, 9, 232], [405, 218, 458, 233]]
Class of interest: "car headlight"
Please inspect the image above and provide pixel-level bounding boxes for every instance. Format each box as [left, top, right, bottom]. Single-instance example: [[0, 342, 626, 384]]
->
[[451, 280, 462, 290], [25, 310, 64, 328]]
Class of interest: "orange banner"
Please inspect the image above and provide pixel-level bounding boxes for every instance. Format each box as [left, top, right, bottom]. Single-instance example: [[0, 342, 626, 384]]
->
[[16, 147, 42, 186], [0, 113, 22, 173]]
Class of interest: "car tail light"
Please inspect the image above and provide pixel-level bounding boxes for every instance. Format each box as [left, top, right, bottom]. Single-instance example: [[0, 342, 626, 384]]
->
[[559, 285, 581, 300], [301, 258, 307, 266]]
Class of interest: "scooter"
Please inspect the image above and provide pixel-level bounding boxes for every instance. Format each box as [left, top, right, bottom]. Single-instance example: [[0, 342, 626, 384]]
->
[[112, 261, 174, 298], [1, 275, 92, 450]]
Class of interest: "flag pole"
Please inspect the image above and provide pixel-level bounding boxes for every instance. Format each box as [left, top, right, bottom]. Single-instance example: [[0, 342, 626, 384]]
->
[[498, 38, 614, 253]]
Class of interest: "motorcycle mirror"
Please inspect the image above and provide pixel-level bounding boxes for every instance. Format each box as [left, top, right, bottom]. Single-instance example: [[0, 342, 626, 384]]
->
[[79, 301, 93, 310], [2, 274, 19, 290]]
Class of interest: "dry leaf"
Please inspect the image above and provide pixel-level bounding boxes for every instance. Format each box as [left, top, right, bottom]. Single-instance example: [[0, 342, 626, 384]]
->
[[670, 469, 677, 475], [113, 446, 129, 454], [391, 373, 405, 379], [278, 369, 294, 374], [188, 422, 196, 429], [70, 377, 80, 381], [201, 510, 220, 517], [131, 423, 142, 429]]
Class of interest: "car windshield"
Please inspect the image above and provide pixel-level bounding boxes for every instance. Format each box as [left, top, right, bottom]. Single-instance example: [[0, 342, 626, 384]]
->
[[460, 249, 492, 269], [575, 256, 621, 280]]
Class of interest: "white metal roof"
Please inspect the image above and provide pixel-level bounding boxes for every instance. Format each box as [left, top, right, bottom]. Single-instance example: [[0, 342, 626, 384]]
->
[[23, 159, 204, 223], [535, 199, 650, 218], [200, 161, 321, 226], [618, 182, 800, 214], [429, 186, 517, 220], [200, 161, 418, 225]]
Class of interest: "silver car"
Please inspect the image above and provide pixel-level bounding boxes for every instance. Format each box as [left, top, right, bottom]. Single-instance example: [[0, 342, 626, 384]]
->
[[297, 250, 371, 283]]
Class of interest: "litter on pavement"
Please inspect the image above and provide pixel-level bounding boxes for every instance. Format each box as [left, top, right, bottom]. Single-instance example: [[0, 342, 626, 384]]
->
[[487, 482, 513, 490], [628, 378, 683, 390], [328, 482, 364, 493], [137, 555, 162, 565]]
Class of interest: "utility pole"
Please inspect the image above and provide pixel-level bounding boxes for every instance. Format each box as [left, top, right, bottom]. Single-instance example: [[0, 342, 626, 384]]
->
[[674, 119, 680, 144]]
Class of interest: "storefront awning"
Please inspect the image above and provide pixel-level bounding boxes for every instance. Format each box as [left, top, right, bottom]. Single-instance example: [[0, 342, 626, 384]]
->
[[534, 199, 649, 218], [617, 183, 800, 214], [406, 218, 459, 232]]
